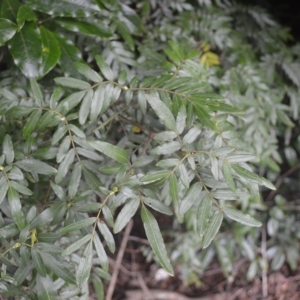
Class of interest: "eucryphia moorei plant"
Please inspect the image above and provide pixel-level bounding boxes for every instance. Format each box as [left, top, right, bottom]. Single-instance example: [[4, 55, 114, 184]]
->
[[1, 0, 299, 298]]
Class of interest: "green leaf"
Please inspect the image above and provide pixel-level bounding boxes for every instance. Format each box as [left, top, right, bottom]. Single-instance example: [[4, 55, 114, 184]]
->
[[36, 274, 57, 300], [31, 248, 47, 277], [56, 18, 111, 38], [202, 210, 223, 249], [141, 206, 174, 275], [40, 252, 76, 285], [8, 187, 25, 230], [193, 104, 217, 131], [210, 156, 219, 181], [25, 0, 99, 17], [140, 170, 171, 184], [69, 124, 85, 138], [13, 263, 33, 285], [0, 180, 9, 205], [3, 134, 14, 164], [16, 159, 57, 175], [10, 181, 32, 196], [83, 167, 102, 192], [146, 93, 177, 131], [54, 33, 82, 76], [97, 221, 115, 254], [52, 125, 68, 145], [0, 18, 18, 45], [56, 91, 86, 115], [176, 105, 186, 134], [16, 5, 37, 26], [169, 173, 179, 207], [95, 55, 114, 81], [39, 26, 61, 76], [231, 164, 276, 190], [1, 0, 21, 22], [150, 141, 181, 155], [30, 78, 43, 106], [222, 161, 236, 192], [55, 149, 75, 183], [76, 242, 93, 285], [29, 208, 53, 230], [22, 109, 42, 138], [223, 206, 262, 227], [116, 20, 134, 51], [79, 89, 93, 125], [102, 205, 114, 227], [132, 156, 155, 168], [93, 234, 109, 272], [143, 197, 173, 216], [60, 217, 96, 234], [196, 195, 211, 238], [113, 198, 140, 233], [62, 234, 92, 256], [74, 62, 102, 82], [179, 182, 202, 216], [8, 21, 42, 78], [77, 147, 102, 161], [50, 181, 65, 200], [178, 163, 189, 188], [88, 140, 129, 164], [68, 163, 82, 199], [8, 166, 24, 181], [212, 103, 243, 114], [54, 77, 90, 90]]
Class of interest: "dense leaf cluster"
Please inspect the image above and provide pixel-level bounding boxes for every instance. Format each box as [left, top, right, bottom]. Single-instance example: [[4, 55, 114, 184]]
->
[[0, 0, 299, 298]]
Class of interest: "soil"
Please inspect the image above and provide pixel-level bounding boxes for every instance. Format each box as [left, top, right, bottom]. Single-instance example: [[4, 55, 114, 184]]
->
[[96, 230, 300, 300]]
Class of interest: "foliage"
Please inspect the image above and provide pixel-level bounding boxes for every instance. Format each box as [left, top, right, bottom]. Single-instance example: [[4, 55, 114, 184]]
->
[[0, 0, 299, 298]]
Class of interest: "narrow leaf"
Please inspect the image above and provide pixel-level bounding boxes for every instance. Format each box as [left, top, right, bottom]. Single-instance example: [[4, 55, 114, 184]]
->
[[8, 187, 25, 230], [76, 242, 93, 285], [223, 206, 262, 227], [93, 234, 109, 272], [74, 62, 102, 82], [113, 198, 140, 233], [68, 163, 82, 199], [16, 158, 57, 175], [3, 134, 14, 164], [168, 173, 179, 207], [62, 235, 92, 257], [60, 217, 96, 234], [88, 140, 128, 164], [54, 77, 90, 90], [95, 55, 114, 81], [31, 248, 47, 277], [143, 198, 172, 216], [40, 252, 76, 285], [22, 109, 42, 138], [202, 210, 223, 249], [210, 156, 219, 181], [140, 170, 171, 184], [141, 206, 174, 275], [146, 93, 177, 131], [179, 182, 202, 216], [79, 89, 93, 125], [97, 221, 115, 254], [222, 161, 236, 192], [196, 195, 211, 237], [55, 148, 75, 184]]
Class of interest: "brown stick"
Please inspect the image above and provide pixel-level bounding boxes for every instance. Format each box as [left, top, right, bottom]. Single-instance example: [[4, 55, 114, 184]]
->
[[261, 228, 268, 298], [106, 220, 134, 300]]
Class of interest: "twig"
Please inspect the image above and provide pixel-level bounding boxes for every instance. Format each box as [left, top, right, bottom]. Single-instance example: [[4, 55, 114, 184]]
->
[[265, 163, 300, 202], [137, 272, 154, 300], [106, 220, 134, 300], [261, 228, 268, 298]]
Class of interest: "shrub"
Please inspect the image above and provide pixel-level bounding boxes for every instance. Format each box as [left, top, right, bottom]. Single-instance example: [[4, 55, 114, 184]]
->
[[0, 0, 299, 298]]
